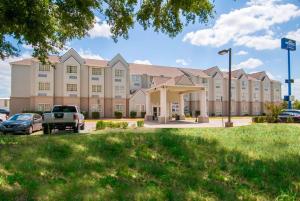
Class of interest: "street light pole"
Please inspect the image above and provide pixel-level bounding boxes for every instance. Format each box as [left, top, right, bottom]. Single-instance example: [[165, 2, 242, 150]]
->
[[227, 48, 233, 127], [218, 48, 233, 127]]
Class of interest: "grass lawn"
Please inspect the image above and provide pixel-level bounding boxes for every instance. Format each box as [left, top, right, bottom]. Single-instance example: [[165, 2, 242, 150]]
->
[[1, 124, 300, 200]]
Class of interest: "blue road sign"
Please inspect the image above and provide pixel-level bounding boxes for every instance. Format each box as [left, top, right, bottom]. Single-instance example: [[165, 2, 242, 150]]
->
[[281, 38, 296, 51]]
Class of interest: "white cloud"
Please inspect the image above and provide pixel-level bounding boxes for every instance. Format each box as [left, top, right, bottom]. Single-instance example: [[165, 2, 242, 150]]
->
[[0, 52, 32, 97], [235, 50, 248, 56], [133, 59, 152, 65], [286, 28, 300, 43], [233, 58, 263, 70], [88, 17, 112, 38], [282, 79, 300, 100], [175, 59, 189, 66], [77, 49, 104, 60], [183, 0, 300, 50], [234, 35, 280, 50]]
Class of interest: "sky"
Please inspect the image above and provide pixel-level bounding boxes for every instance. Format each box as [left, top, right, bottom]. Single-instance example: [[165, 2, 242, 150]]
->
[[1, 0, 300, 99]]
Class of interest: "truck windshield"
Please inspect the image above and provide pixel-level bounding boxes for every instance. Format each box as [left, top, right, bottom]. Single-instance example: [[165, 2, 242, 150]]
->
[[52, 106, 77, 113]]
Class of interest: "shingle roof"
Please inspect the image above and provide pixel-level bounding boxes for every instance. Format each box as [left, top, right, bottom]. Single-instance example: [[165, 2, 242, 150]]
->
[[129, 63, 184, 77]]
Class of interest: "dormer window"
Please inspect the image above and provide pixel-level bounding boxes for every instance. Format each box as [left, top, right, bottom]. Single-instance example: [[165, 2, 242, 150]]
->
[[39, 64, 51, 71], [115, 69, 124, 77], [67, 66, 77, 74]]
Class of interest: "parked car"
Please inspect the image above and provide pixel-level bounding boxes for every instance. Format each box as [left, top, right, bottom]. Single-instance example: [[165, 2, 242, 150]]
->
[[278, 109, 300, 123], [0, 113, 7, 122], [0, 113, 43, 134], [0, 108, 9, 117], [42, 105, 85, 134]]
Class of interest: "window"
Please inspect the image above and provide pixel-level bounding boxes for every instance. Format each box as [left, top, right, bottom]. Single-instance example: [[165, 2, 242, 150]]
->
[[67, 84, 77, 91], [38, 82, 50, 91], [135, 104, 145, 112], [115, 86, 125, 95], [132, 75, 140, 82], [92, 85, 102, 93], [202, 78, 208, 84], [171, 103, 179, 113], [115, 69, 124, 77], [92, 68, 102, 75], [115, 104, 124, 112], [91, 104, 102, 112], [37, 104, 51, 111], [39, 64, 51, 71], [67, 65, 77, 73]]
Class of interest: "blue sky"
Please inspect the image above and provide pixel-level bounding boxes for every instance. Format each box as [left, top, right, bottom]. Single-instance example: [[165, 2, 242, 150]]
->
[[1, 0, 300, 99]]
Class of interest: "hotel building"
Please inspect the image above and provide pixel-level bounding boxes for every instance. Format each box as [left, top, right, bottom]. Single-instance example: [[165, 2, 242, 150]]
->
[[10, 49, 282, 121]]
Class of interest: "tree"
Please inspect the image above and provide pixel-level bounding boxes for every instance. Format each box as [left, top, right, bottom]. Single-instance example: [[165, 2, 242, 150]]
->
[[0, 0, 214, 62], [293, 100, 300, 109]]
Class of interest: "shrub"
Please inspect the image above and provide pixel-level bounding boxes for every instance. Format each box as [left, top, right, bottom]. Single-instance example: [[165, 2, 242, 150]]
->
[[130, 111, 137, 118], [141, 111, 146, 118], [257, 116, 266, 123], [121, 122, 128, 129], [92, 112, 100, 119], [185, 113, 191, 118], [114, 111, 123, 119], [266, 116, 277, 123], [287, 117, 294, 123], [137, 120, 144, 127], [252, 116, 259, 123], [82, 111, 89, 119], [96, 121, 106, 130], [265, 102, 283, 120]]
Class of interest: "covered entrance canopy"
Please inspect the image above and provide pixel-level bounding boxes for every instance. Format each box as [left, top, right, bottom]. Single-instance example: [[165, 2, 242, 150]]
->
[[145, 84, 209, 124]]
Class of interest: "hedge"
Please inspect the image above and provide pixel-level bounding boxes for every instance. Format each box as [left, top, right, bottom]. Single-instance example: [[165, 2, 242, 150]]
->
[[96, 121, 128, 130]]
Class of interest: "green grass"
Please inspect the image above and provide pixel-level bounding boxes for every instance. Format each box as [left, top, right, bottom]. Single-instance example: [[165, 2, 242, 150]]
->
[[1, 124, 300, 201]]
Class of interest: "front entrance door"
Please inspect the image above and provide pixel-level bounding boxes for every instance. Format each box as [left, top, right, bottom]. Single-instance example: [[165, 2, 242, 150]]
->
[[153, 107, 160, 120]]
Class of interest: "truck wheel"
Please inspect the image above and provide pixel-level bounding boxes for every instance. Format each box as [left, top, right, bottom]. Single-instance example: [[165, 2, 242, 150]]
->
[[43, 126, 51, 134], [80, 123, 85, 130], [73, 125, 80, 133]]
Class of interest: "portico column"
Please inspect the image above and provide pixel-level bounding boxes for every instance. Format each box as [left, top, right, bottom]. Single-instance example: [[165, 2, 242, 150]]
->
[[158, 87, 167, 124], [198, 90, 209, 123], [145, 92, 153, 121], [179, 93, 185, 120]]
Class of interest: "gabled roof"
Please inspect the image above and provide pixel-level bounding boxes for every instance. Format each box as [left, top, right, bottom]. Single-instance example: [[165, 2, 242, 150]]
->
[[151, 76, 172, 86], [231, 69, 247, 79], [203, 66, 220, 76], [179, 68, 209, 78], [248, 71, 268, 81]]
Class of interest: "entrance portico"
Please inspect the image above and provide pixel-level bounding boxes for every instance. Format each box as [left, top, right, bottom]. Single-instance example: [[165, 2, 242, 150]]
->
[[145, 85, 209, 124]]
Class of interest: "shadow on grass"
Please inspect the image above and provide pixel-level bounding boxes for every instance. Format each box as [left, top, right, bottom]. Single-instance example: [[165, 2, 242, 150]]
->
[[0, 128, 299, 200]]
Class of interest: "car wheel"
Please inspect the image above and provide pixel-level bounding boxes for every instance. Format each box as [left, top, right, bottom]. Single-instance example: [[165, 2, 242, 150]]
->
[[27, 126, 33, 135]]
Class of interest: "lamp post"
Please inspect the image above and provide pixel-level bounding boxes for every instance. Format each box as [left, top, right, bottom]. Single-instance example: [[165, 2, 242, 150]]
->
[[218, 48, 233, 127]]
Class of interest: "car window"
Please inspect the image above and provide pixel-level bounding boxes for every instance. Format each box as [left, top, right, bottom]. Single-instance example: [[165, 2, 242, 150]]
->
[[9, 114, 33, 121], [34, 114, 41, 119], [52, 106, 77, 113]]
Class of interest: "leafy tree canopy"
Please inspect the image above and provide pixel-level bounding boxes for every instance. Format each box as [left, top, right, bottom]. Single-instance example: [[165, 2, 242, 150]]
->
[[0, 0, 214, 62]]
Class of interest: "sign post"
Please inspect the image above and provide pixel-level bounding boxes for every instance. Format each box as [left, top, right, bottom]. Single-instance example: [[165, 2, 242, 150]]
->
[[281, 38, 296, 109]]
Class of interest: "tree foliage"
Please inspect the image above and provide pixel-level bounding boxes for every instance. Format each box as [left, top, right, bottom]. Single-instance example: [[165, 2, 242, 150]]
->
[[0, 0, 214, 62]]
